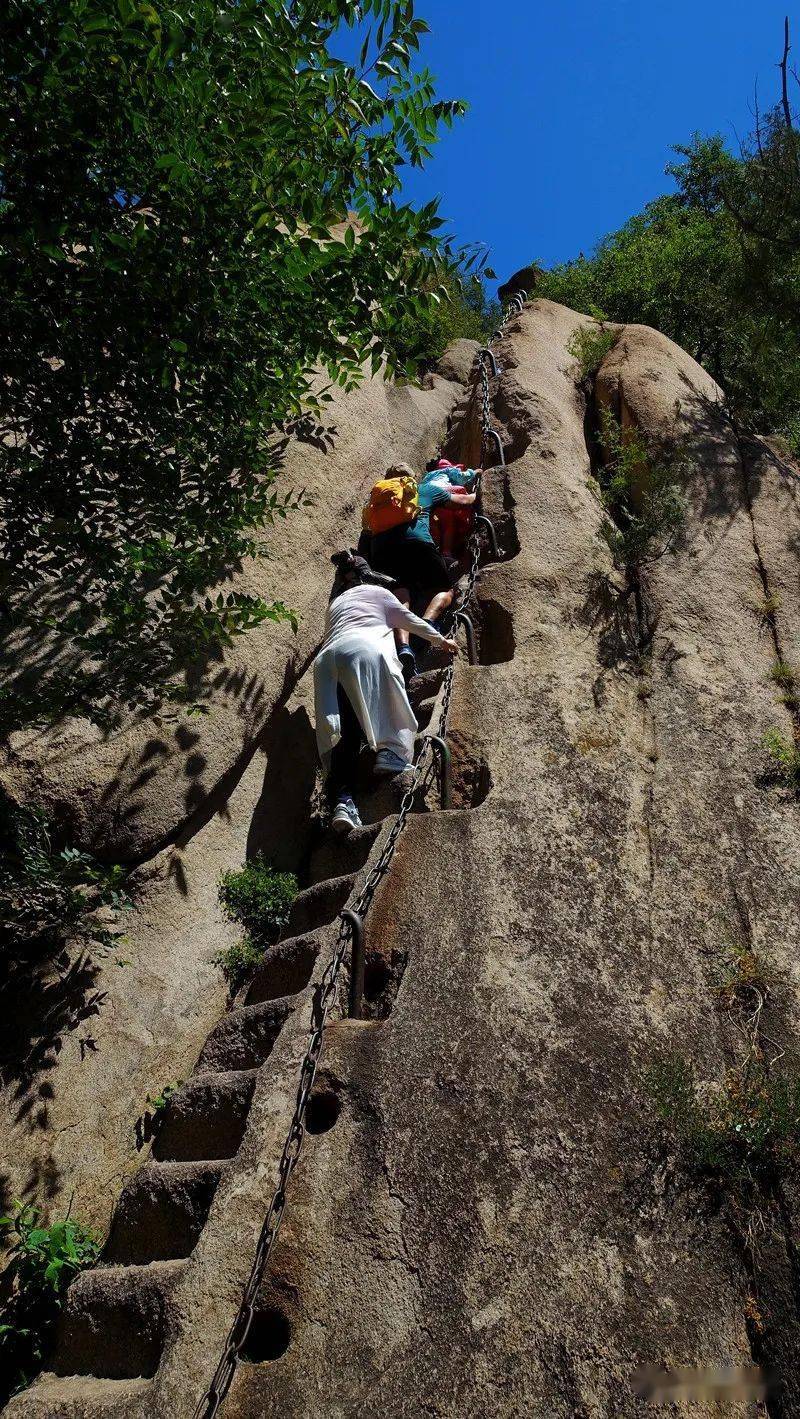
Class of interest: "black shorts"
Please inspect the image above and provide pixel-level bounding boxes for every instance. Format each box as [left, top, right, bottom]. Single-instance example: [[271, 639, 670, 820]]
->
[[369, 525, 454, 594]]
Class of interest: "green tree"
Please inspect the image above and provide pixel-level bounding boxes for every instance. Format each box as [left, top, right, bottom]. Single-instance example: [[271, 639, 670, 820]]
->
[[0, 0, 470, 734], [387, 269, 499, 374], [537, 102, 800, 442]]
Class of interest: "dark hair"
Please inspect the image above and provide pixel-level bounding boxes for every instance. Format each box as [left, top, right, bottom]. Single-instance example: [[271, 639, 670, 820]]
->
[[426, 456, 441, 472], [329, 548, 399, 601]]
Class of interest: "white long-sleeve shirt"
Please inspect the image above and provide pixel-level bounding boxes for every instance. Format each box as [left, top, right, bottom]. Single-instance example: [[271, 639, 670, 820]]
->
[[314, 585, 448, 765]]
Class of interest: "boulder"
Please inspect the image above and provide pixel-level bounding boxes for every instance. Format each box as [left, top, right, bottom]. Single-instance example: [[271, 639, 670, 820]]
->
[[0, 354, 469, 864]]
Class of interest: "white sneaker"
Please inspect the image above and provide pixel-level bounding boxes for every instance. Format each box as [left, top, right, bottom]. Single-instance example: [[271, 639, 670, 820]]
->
[[374, 749, 410, 777], [331, 797, 362, 835]]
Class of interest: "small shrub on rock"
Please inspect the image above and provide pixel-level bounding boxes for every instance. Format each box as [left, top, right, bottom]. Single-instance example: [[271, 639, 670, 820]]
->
[[595, 408, 687, 572], [218, 857, 297, 941], [213, 937, 268, 993], [762, 727, 800, 790], [647, 1052, 800, 1187], [0, 1202, 99, 1402], [215, 857, 297, 991], [567, 314, 618, 379]]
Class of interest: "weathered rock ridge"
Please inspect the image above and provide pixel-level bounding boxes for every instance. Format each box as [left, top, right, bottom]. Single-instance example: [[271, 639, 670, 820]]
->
[[5, 301, 800, 1418]]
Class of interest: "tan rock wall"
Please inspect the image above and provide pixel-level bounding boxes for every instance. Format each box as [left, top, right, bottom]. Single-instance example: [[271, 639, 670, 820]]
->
[[7, 303, 800, 1418], [0, 354, 468, 1244]]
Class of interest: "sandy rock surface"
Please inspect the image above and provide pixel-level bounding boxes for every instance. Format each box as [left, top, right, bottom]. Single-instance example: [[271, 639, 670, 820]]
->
[[0, 350, 467, 1257], [6, 303, 800, 1417], [0, 364, 466, 865]]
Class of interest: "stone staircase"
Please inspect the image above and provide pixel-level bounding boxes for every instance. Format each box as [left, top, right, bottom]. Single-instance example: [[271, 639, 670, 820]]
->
[[6, 669, 449, 1418]]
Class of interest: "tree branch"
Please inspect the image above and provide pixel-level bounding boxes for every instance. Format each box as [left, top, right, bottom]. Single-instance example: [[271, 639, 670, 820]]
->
[[781, 15, 793, 129]]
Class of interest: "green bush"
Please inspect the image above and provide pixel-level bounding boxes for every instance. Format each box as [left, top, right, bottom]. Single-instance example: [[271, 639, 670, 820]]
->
[[762, 727, 800, 790], [213, 936, 268, 994], [215, 856, 298, 991], [713, 939, 771, 1015], [594, 408, 686, 571], [218, 857, 297, 942], [566, 317, 618, 379], [0, 793, 130, 964], [0, 1202, 100, 1402], [386, 270, 500, 377], [145, 1081, 182, 1115], [647, 1052, 800, 1187]]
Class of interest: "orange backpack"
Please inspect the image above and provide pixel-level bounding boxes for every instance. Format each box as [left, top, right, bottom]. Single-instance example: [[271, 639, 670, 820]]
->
[[362, 475, 419, 535]]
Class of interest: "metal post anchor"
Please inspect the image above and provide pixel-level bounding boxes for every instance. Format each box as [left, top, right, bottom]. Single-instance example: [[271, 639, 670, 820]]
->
[[426, 735, 452, 810], [485, 428, 505, 467], [455, 609, 478, 665], [475, 513, 499, 560], [343, 909, 366, 1019], [477, 347, 501, 378]]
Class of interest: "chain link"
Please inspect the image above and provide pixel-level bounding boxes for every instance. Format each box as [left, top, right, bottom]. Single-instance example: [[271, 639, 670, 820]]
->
[[192, 289, 525, 1419], [438, 288, 525, 736]]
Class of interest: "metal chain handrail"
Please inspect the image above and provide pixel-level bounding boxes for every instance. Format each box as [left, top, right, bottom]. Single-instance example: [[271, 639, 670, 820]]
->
[[438, 288, 525, 734], [192, 288, 526, 1419]]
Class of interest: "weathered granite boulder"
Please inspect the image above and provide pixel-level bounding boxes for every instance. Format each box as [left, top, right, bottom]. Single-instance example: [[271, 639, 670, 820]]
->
[[0, 359, 468, 865], [6, 303, 800, 1418]]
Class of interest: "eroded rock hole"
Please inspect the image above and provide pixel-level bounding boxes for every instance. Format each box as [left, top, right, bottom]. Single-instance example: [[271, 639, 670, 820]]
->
[[449, 735, 493, 809], [364, 956, 391, 1002], [475, 598, 515, 666], [306, 1088, 341, 1134], [359, 950, 408, 1022], [242, 1307, 292, 1364]]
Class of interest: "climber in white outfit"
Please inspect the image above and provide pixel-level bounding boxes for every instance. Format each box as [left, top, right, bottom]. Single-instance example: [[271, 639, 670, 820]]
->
[[313, 551, 457, 834]]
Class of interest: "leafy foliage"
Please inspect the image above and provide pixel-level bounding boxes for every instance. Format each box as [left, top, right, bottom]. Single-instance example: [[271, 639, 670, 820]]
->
[[215, 856, 298, 991], [218, 857, 297, 941], [537, 96, 800, 442], [713, 939, 771, 1016], [0, 1202, 99, 1401], [145, 1081, 181, 1115], [566, 311, 619, 379], [762, 727, 800, 790], [213, 935, 270, 994], [0, 792, 130, 963], [386, 270, 499, 376], [647, 1053, 800, 1188], [593, 407, 686, 571], [0, 0, 471, 733]]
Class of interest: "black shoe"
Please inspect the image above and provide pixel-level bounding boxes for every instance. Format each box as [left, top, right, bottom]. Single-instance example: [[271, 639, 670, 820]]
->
[[398, 646, 418, 684]]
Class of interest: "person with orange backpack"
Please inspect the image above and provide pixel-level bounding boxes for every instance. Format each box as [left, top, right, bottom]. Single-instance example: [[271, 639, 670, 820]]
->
[[360, 460, 477, 681]]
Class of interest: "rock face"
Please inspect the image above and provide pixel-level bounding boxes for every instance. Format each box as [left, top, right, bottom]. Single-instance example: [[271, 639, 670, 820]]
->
[[0, 350, 471, 1261], [0, 365, 465, 865], [5, 300, 800, 1418]]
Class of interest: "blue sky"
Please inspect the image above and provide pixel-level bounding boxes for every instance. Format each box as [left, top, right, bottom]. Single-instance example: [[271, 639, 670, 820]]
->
[[395, 0, 798, 288]]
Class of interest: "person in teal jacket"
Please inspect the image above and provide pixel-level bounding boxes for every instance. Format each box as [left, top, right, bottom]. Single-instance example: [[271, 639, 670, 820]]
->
[[367, 459, 478, 681]]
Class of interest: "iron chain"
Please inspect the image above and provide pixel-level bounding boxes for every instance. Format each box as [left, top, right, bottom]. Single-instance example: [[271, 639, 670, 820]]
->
[[438, 288, 525, 736], [192, 288, 526, 1419]]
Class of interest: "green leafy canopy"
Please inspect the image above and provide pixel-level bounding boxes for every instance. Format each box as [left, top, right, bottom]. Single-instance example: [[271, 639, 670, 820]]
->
[[0, 0, 473, 733], [537, 98, 800, 446]]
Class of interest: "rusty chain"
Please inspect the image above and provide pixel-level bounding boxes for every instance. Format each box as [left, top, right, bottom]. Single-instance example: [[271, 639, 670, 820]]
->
[[192, 288, 526, 1419], [439, 288, 525, 734]]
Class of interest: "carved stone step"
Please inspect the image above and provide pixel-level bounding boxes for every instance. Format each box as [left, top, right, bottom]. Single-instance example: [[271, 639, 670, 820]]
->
[[245, 934, 319, 1006], [408, 667, 445, 705], [415, 695, 438, 731], [286, 873, 356, 935], [52, 1260, 184, 1380], [153, 1070, 257, 1161], [3, 1373, 150, 1418], [103, 1162, 225, 1265], [196, 997, 293, 1073], [307, 821, 382, 885]]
